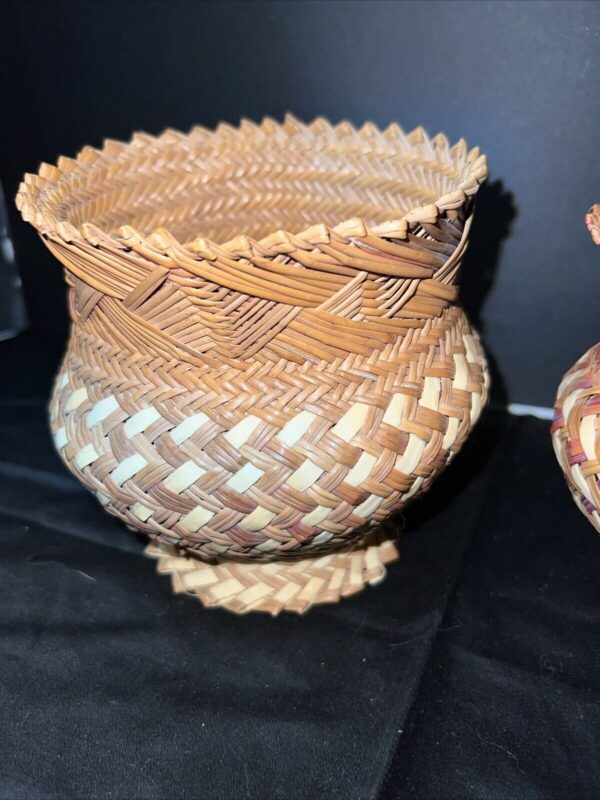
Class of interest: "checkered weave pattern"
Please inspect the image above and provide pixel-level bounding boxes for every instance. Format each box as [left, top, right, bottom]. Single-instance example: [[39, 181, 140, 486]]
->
[[552, 344, 600, 533], [17, 117, 489, 567], [145, 530, 399, 615], [552, 205, 600, 534]]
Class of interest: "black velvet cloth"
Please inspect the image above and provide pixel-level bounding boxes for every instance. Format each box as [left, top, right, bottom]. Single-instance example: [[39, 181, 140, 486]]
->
[[2, 332, 599, 800]]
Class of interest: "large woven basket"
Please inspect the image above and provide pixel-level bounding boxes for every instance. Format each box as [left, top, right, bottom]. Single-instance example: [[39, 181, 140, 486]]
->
[[17, 116, 489, 614]]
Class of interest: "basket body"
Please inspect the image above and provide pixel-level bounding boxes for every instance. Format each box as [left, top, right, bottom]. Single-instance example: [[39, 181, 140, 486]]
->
[[552, 344, 600, 533], [18, 117, 489, 611], [551, 206, 600, 536], [50, 300, 486, 559]]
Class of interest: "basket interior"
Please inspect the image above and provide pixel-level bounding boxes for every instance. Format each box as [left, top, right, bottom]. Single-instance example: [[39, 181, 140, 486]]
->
[[42, 119, 476, 246]]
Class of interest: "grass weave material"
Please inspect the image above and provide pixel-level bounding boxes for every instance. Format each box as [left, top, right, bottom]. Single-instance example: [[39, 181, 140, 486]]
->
[[145, 530, 399, 615], [17, 116, 489, 613], [552, 205, 600, 534], [553, 343, 600, 533]]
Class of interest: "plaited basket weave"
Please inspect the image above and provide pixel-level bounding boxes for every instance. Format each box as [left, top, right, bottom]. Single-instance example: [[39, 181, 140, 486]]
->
[[17, 116, 489, 614], [552, 205, 600, 534]]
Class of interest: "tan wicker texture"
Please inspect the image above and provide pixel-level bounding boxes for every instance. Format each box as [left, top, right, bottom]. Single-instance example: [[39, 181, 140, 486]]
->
[[552, 205, 600, 534], [17, 116, 489, 613], [585, 203, 600, 246], [552, 344, 600, 533], [146, 528, 399, 615]]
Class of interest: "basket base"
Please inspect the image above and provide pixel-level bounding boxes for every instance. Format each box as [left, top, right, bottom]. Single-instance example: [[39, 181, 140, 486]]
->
[[144, 534, 399, 616]]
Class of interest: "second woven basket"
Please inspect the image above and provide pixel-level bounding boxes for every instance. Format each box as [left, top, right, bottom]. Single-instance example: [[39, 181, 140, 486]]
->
[[552, 205, 600, 534], [17, 116, 489, 614]]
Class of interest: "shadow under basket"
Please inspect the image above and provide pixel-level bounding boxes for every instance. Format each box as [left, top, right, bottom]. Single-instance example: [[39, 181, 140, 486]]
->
[[16, 115, 489, 614]]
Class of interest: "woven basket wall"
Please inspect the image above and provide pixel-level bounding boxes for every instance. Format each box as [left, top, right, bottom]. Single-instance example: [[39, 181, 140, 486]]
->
[[553, 343, 600, 533], [17, 116, 489, 570], [552, 205, 600, 534]]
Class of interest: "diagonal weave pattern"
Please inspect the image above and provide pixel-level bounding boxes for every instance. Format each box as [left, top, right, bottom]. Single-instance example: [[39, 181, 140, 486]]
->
[[145, 530, 399, 615], [552, 204, 600, 534], [17, 116, 489, 609], [552, 343, 600, 533]]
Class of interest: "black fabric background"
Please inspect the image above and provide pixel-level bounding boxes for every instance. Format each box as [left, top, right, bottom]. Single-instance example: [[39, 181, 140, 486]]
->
[[2, 333, 599, 800]]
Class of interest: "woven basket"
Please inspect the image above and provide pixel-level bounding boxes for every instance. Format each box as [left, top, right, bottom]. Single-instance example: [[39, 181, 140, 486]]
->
[[552, 205, 600, 534], [17, 116, 489, 614]]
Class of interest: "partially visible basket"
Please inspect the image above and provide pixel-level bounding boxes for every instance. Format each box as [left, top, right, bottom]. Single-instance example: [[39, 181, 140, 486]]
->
[[553, 343, 600, 533], [17, 116, 489, 614], [552, 205, 600, 534]]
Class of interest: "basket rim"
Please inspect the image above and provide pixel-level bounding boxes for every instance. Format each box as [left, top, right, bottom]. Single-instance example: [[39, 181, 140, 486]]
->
[[16, 114, 488, 260]]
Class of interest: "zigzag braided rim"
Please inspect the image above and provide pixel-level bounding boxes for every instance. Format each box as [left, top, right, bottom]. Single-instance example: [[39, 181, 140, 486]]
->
[[16, 114, 487, 260]]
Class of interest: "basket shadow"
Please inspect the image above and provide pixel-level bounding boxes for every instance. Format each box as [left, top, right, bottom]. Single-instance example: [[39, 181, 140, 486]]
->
[[460, 179, 517, 407], [383, 180, 517, 536]]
